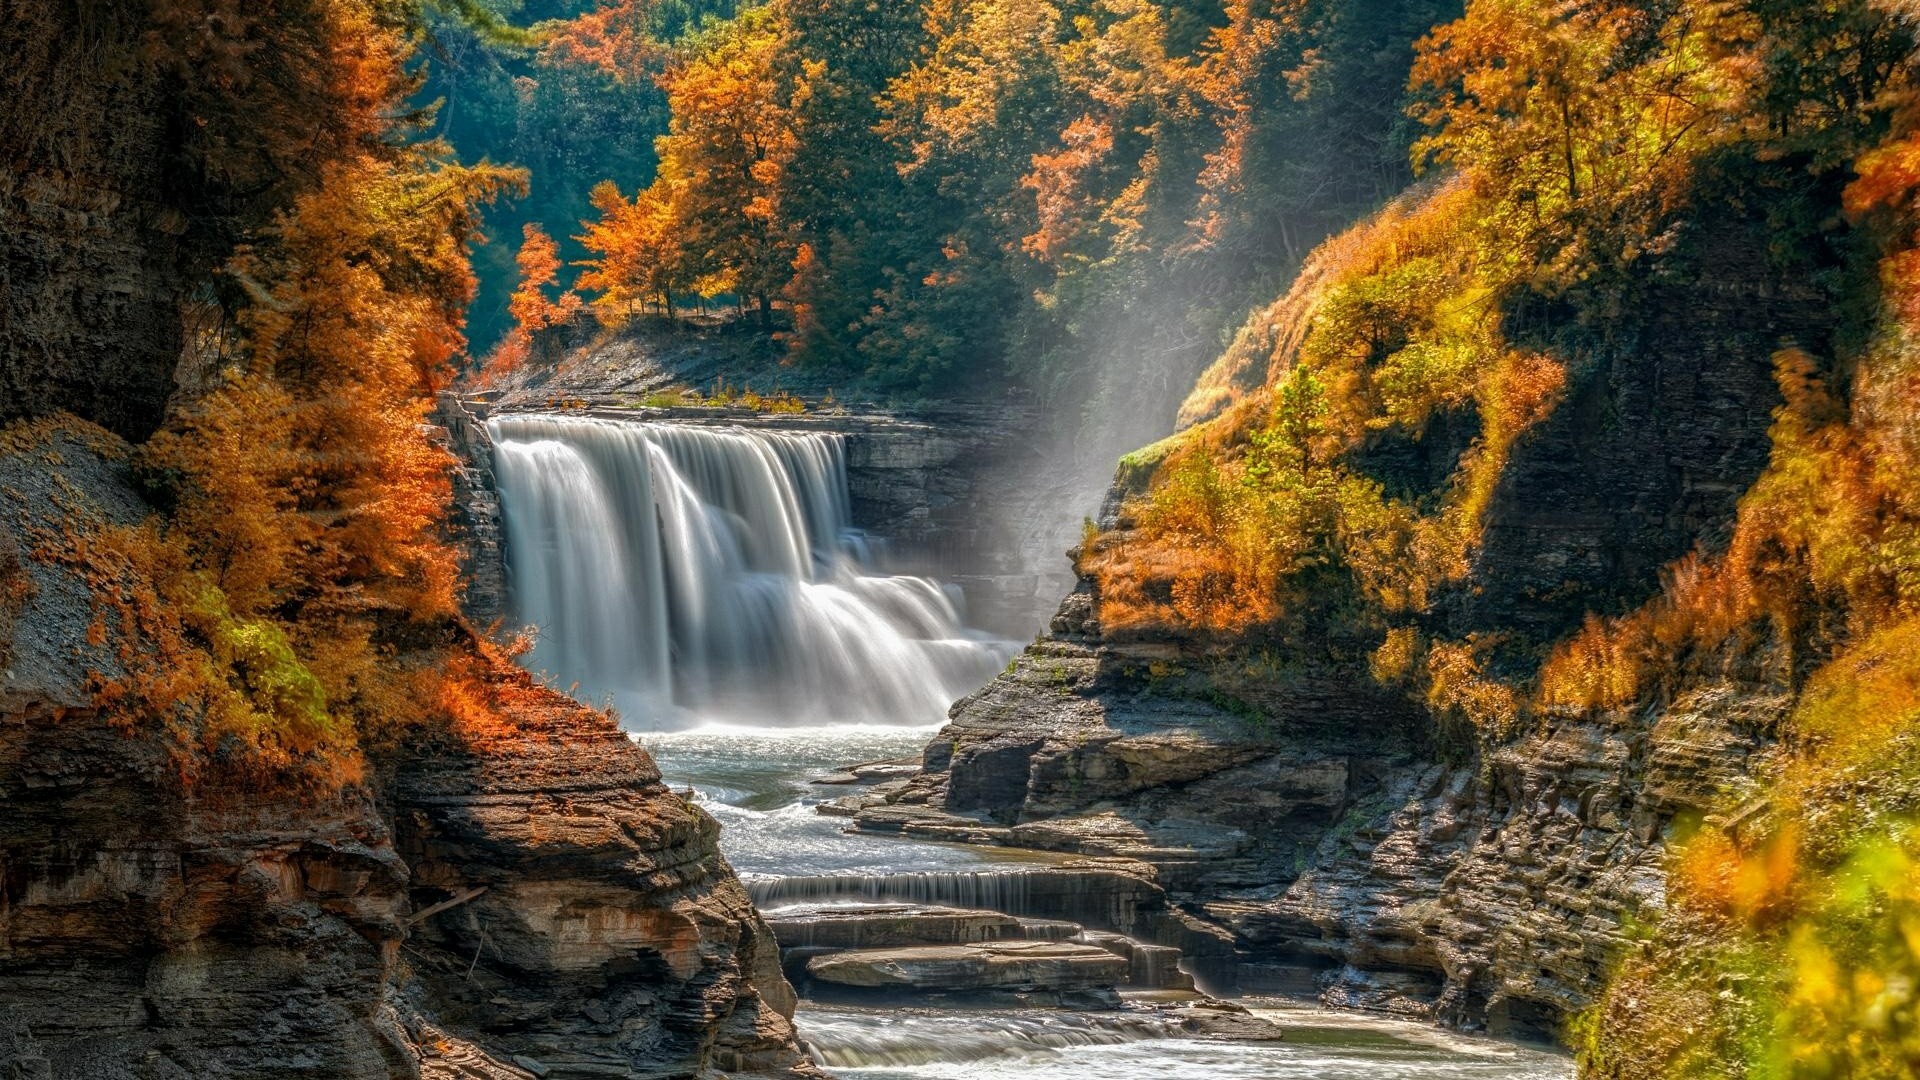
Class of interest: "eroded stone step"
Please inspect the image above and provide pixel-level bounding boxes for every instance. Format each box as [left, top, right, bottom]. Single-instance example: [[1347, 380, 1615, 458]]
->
[[764, 904, 1023, 950], [805, 941, 1130, 994], [747, 864, 1164, 934]]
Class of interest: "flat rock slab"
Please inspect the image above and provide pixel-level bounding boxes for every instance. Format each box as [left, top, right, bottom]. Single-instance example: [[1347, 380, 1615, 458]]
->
[[805, 942, 1129, 992], [765, 905, 1022, 950], [811, 758, 926, 786]]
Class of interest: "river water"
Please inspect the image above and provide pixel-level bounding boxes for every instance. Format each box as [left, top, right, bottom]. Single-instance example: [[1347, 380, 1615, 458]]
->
[[644, 727, 1572, 1080], [491, 414, 1571, 1080]]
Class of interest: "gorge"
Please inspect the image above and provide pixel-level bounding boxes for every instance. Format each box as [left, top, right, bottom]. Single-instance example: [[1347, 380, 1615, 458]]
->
[[5, 0, 1918, 1077], [463, 401, 1578, 1076]]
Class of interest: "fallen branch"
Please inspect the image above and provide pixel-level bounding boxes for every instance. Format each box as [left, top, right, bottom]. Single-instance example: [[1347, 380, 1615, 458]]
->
[[407, 885, 488, 927]]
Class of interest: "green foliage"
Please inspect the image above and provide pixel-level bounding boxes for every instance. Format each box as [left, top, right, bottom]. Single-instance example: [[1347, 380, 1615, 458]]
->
[[419, 0, 737, 350], [188, 583, 338, 750], [565, 0, 1453, 416]]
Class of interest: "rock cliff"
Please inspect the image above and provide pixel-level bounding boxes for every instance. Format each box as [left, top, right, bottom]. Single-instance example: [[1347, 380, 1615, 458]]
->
[[0, 426, 813, 1079], [848, 571, 1778, 1043], [840, 224, 1812, 1040]]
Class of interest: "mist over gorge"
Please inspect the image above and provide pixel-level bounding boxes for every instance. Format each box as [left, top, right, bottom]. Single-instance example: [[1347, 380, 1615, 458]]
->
[[5, 1, 1920, 1078]]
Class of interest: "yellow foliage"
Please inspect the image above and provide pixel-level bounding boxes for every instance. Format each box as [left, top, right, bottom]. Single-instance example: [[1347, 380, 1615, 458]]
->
[[1369, 626, 1423, 684], [1091, 173, 1567, 643], [1424, 637, 1521, 737]]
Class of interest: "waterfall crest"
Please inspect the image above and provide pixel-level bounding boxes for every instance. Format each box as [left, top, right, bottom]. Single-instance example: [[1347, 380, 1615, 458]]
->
[[488, 414, 1013, 729]]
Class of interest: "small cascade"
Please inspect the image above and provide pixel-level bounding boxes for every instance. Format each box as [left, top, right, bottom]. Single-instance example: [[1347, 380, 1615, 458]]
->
[[747, 867, 1163, 935], [800, 1009, 1176, 1069], [487, 414, 1015, 728]]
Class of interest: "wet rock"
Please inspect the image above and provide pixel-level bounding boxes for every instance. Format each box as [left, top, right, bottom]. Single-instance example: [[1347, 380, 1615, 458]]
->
[[392, 675, 815, 1078], [765, 905, 1023, 950], [1077, 932, 1196, 991], [863, 591, 1776, 1038], [810, 758, 925, 786], [1016, 918, 1083, 941], [1155, 1000, 1288, 1042], [805, 942, 1130, 993]]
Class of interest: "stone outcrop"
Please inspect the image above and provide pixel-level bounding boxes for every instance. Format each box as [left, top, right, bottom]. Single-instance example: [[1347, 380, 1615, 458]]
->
[[805, 942, 1129, 994], [837, 226, 1807, 1039], [391, 684, 810, 1078], [762, 906, 1021, 950], [846, 579, 1778, 1039], [0, 427, 813, 1079], [433, 395, 510, 628]]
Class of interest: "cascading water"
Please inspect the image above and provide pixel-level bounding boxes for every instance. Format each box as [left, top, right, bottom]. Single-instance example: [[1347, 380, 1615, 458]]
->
[[488, 414, 1015, 729], [483, 410, 1569, 1080]]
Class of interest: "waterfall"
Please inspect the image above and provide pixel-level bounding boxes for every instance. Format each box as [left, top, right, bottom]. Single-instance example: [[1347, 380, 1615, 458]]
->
[[487, 414, 1014, 729]]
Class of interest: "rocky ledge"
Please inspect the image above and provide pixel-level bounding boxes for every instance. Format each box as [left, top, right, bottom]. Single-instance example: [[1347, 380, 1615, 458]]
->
[[0, 428, 814, 1080], [835, 580, 1779, 1041]]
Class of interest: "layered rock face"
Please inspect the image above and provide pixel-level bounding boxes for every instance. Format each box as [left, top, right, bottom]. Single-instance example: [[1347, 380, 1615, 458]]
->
[[842, 236, 1806, 1039], [0, 7, 194, 443], [848, 584, 1777, 1041], [392, 681, 809, 1078], [0, 430, 811, 1079], [0, 707, 413, 1080]]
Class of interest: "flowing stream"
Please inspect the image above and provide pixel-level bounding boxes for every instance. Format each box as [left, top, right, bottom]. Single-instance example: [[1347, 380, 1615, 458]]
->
[[489, 413, 1572, 1079]]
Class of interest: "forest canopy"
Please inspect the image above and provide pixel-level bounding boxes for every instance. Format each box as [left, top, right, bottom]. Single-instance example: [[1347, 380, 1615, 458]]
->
[[468, 0, 1457, 430]]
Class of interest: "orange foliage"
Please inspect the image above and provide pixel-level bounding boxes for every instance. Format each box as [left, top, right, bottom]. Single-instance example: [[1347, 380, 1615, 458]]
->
[[16, 439, 366, 791], [1673, 824, 1803, 928], [1022, 116, 1118, 264], [1424, 637, 1521, 737], [38, 0, 532, 788], [575, 11, 795, 323], [541, 0, 671, 81], [485, 223, 585, 382], [578, 179, 685, 321], [1096, 171, 1568, 641], [1539, 341, 1920, 714], [508, 223, 584, 334]]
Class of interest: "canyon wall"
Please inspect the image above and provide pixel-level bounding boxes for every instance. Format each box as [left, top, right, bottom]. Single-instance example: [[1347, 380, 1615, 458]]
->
[[0, 426, 813, 1079], [838, 219, 1819, 1040], [0, 6, 198, 443]]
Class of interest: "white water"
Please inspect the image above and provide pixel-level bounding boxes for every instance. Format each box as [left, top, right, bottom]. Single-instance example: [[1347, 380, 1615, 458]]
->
[[642, 728, 1573, 1080], [488, 415, 1016, 730], [636, 725, 1055, 879], [799, 1005, 1574, 1078], [488, 413, 1571, 1078]]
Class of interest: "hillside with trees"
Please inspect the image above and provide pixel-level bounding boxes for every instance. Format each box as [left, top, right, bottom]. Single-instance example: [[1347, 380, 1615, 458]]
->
[[1070, 1, 1920, 1073], [5, 0, 1920, 1076]]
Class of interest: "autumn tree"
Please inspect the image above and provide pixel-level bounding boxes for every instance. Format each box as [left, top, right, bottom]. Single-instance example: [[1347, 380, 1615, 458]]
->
[[650, 10, 797, 324], [84, 0, 534, 783], [515, 222, 585, 346], [577, 179, 688, 319]]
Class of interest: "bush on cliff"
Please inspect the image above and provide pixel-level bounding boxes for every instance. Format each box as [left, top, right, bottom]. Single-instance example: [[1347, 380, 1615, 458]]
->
[[0, 0, 596, 790]]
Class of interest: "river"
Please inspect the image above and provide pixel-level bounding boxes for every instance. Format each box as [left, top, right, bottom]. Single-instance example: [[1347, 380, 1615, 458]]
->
[[644, 726, 1572, 1080], [490, 413, 1573, 1080]]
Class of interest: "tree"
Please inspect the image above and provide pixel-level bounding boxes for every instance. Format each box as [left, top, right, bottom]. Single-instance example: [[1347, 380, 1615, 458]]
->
[[649, 11, 798, 325], [577, 179, 688, 318], [509, 223, 584, 336]]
